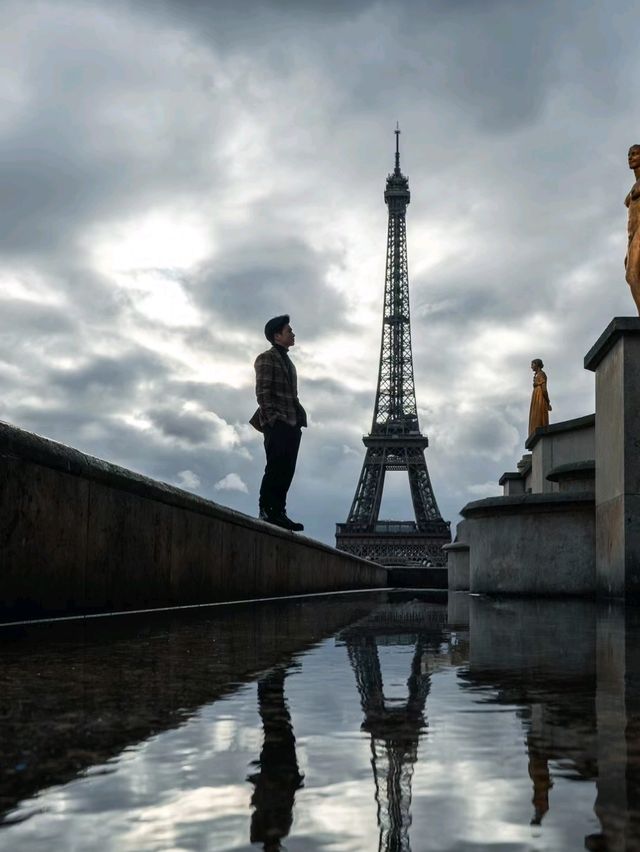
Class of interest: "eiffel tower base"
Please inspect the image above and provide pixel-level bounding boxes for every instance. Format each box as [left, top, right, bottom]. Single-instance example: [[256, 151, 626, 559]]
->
[[335, 522, 450, 569]]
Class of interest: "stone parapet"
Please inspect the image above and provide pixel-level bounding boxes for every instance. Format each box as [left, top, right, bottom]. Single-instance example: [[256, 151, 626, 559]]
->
[[0, 421, 387, 621]]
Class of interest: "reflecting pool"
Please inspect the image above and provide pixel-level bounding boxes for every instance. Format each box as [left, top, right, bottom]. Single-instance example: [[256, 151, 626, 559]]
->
[[1, 591, 639, 851]]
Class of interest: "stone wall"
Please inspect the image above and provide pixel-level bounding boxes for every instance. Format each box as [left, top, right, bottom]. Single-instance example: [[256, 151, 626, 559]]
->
[[0, 422, 387, 620]]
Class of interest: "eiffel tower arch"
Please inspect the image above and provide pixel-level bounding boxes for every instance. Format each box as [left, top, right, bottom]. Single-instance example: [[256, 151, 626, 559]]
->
[[336, 128, 450, 567]]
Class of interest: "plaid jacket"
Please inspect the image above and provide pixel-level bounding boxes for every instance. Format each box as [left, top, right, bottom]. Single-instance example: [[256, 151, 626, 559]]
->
[[249, 346, 307, 431]]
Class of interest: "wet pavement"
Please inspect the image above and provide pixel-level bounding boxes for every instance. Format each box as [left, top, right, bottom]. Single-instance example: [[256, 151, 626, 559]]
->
[[1, 591, 639, 851]]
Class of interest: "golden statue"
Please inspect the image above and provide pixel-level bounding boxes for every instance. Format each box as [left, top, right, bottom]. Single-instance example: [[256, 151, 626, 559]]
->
[[625, 144, 640, 314], [528, 359, 552, 437]]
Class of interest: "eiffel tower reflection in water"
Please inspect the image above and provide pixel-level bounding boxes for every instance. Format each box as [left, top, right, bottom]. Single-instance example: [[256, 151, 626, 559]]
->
[[338, 600, 449, 852]]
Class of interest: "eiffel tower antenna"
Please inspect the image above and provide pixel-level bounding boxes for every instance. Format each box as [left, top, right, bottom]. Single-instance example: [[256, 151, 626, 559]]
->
[[336, 128, 450, 566]]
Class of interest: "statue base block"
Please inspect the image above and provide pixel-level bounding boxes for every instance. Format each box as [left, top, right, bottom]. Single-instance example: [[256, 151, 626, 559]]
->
[[585, 317, 640, 598]]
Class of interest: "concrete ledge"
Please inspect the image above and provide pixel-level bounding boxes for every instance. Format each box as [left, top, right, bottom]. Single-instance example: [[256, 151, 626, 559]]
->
[[498, 471, 522, 485], [462, 491, 594, 518], [0, 421, 388, 620], [584, 316, 640, 372], [546, 460, 595, 481], [442, 542, 469, 552], [525, 414, 595, 451], [499, 465, 531, 497], [462, 492, 595, 596]]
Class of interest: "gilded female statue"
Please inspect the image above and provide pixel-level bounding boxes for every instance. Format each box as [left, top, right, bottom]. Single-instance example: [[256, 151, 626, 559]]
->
[[624, 144, 640, 314], [528, 359, 552, 437]]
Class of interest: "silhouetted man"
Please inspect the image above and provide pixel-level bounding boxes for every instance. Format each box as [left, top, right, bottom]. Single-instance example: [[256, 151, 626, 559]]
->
[[250, 315, 306, 531]]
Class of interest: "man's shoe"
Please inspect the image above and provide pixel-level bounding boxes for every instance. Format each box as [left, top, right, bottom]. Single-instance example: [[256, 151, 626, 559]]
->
[[274, 512, 304, 532], [259, 507, 275, 523], [258, 507, 304, 532]]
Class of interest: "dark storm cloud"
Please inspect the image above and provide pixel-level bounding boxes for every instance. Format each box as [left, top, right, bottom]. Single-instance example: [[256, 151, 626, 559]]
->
[[1, 299, 75, 337], [192, 234, 352, 343], [147, 406, 216, 446], [48, 351, 168, 396], [165, 378, 257, 423], [144, 0, 375, 42]]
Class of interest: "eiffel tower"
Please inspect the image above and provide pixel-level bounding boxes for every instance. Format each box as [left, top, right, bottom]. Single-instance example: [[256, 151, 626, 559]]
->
[[336, 127, 450, 566]]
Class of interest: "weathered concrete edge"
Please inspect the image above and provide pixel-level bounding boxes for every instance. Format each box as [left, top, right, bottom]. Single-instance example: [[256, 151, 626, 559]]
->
[[0, 420, 376, 570], [546, 460, 595, 481], [584, 316, 640, 371], [498, 471, 523, 485], [461, 491, 594, 518], [0, 588, 390, 628], [442, 541, 469, 552], [524, 413, 595, 450]]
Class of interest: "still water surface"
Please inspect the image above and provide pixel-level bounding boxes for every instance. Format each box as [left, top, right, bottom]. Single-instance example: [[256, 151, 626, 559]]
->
[[0, 591, 638, 851]]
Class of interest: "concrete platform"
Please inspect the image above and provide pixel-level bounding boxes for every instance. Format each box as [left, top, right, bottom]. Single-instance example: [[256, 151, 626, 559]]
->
[[0, 421, 387, 621]]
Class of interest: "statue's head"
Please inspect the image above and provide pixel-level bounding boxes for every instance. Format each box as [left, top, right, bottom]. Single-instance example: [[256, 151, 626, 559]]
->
[[628, 145, 640, 169], [531, 358, 544, 371]]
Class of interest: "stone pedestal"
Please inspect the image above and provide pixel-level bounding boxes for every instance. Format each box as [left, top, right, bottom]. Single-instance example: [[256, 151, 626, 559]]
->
[[585, 318, 640, 599], [461, 492, 594, 595]]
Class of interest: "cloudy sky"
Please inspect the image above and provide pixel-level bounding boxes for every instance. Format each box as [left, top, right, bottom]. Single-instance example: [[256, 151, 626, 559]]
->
[[1, 0, 638, 543]]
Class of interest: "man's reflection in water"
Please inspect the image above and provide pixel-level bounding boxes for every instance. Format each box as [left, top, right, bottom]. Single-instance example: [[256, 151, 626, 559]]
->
[[247, 667, 304, 851], [526, 731, 553, 826]]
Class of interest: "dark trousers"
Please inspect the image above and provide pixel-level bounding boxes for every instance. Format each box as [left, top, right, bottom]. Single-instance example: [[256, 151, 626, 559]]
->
[[259, 420, 302, 515]]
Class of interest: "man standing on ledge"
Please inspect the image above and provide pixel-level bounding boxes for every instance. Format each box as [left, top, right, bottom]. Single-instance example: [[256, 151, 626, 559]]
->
[[250, 315, 307, 531]]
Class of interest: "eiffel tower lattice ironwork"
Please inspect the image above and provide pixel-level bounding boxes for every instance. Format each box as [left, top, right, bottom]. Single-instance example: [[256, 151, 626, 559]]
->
[[336, 127, 450, 566]]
